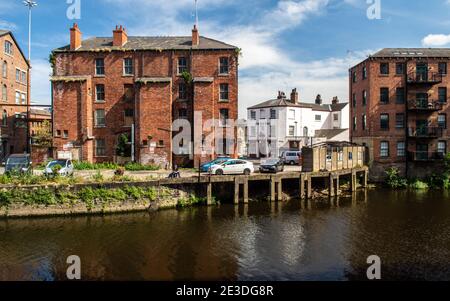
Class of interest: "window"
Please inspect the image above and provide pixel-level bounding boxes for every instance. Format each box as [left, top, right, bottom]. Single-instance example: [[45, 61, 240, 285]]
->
[[380, 63, 389, 75], [95, 139, 106, 157], [380, 141, 389, 158], [315, 115, 321, 121], [95, 84, 105, 102], [439, 62, 447, 75], [219, 109, 229, 127], [179, 83, 187, 100], [1, 85, 6, 101], [380, 114, 389, 130], [439, 87, 447, 103], [396, 113, 405, 129], [2, 61, 6, 78], [362, 90, 367, 106], [4, 41, 13, 55], [352, 93, 356, 108], [124, 108, 134, 117], [219, 84, 229, 101], [123, 58, 133, 75], [95, 58, 105, 75], [353, 116, 357, 131], [333, 113, 339, 121], [15, 91, 20, 104], [124, 84, 134, 102], [21, 93, 26, 105], [56, 130, 61, 137], [303, 127, 308, 137], [178, 57, 187, 74], [380, 88, 389, 104], [2, 110, 7, 126], [63, 130, 69, 138], [438, 141, 447, 156], [21, 71, 26, 84], [250, 110, 256, 120], [219, 57, 229, 74], [95, 109, 106, 127], [397, 142, 405, 157], [270, 109, 276, 119], [438, 114, 447, 129], [15, 69, 20, 82], [362, 114, 367, 130], [396, 63, 405, 75], [362, 66, 367, 79], [178, 108, 187, 119], [288, 109, 295, 119], [289, 125, 295, 136], [260, 109, 265, 119], [352, 71, 357, 83], [158, 140, 165, 147], [396, 87, 405, 104]]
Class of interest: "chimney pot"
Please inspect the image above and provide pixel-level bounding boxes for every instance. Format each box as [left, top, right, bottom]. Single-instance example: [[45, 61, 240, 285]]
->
[[290, 88, 299, 104], [113, 24, 128, 47], [332, 96, 339, 104], [315, 94, 323, 105]]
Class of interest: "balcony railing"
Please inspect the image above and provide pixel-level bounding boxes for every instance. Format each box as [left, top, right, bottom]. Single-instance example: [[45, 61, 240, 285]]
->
[[407, 99, 443, 111], [408, 127, 443, 138], [408, 151, 445, 161], [407, 72, 442, 84]]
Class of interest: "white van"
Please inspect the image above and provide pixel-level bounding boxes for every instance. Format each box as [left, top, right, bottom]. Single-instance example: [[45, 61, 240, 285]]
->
[[280, 151, 301, 165]]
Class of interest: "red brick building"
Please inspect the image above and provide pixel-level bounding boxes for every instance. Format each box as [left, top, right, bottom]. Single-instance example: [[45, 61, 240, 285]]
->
[[350, 48, 450, 180], [51, 24, 239, 167], [0, 29, 30, 161]]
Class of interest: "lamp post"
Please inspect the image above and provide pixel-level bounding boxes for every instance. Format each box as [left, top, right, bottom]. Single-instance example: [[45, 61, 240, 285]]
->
[[23, 0, 37, 155]]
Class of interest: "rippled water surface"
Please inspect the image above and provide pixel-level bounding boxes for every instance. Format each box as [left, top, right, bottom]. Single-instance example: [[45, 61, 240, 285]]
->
[[1, 189, 450, 281]]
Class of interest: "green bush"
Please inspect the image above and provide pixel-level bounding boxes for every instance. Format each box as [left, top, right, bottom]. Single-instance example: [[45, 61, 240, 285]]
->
[[385, 167, 408, 189], [74, 161, 119, 170], [410, 179, 429, 190], [124, 162, 160, 171]]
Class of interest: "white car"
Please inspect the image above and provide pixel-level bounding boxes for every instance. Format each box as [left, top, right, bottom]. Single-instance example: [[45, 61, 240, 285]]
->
[[210, 159, 254, 175], [44, 159, 74, 177]]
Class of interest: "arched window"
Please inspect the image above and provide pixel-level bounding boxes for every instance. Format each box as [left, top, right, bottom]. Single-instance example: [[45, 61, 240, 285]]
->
[[303, 127, 308, 137], [1, 84, 6, 101], [2, 110, 7, 127], [2, 61, 7, 78]]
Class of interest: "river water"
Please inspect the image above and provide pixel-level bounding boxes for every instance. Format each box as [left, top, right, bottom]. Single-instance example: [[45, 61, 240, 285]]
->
[[1, 188, 450, 281]]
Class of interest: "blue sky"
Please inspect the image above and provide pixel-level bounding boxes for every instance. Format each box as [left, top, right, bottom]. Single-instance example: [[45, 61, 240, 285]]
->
[[1, 0, 450, 117]]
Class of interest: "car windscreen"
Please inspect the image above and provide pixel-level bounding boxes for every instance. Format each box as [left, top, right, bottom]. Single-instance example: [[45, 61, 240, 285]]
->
[[48, 161, 67, 168], [7, 157, 28, 165], [264, 159, 279, 165]]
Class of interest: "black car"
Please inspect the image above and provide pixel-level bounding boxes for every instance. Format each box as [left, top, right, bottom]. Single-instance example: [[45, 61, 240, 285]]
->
[[259, 158, 284, 173], [4, 154, 32, 174]]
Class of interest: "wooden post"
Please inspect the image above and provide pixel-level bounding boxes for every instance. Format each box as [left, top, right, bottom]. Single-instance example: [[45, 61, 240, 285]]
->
[[335, 175, 340, 196], [363, 170, 368, 188], [243, 179, 249, 204], [329, 173, 335, 197], [351, 170, 357, 192], [300, 173, 305, 199], [234, 178, 240, 204], [270, 177, 276, 202], [277, 179, 283, 201], [306, 174, 312, 199], [207, 182, 213, 205]]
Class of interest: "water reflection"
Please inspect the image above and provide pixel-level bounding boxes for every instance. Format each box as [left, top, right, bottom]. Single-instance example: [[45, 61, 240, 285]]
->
[[1, 189, 450, 280]]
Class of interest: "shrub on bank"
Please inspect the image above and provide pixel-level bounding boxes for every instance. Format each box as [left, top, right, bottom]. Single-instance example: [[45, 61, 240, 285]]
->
[[385, 168, 408, 189], [72, 161, 160, 171]]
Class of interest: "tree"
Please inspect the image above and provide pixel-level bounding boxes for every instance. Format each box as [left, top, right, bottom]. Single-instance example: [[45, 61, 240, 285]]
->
[[33, 120, 52, 147], [116, 133, 131, 157]]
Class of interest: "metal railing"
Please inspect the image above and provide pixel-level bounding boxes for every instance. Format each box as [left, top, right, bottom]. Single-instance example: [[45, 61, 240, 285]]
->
[[407, 99, 443, 111], [408, 151, 445, 161], [408, 127, 443, 138], [407, 72, 443, 84]]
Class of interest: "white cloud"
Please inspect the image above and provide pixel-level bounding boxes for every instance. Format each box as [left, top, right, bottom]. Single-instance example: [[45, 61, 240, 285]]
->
[[422, 34, 450, 47], [0, 20, 17, 31]]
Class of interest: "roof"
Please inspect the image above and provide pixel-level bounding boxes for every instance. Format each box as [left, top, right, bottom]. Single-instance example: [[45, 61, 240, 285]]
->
[[30, 108, 51, 116], [53, 36, 238, 53], [371, 48, 450, 58], [314, 129, 348, 139], [248, 97, 348, 112], [0, 29, 30, 67], [310, 141, 361, 148]]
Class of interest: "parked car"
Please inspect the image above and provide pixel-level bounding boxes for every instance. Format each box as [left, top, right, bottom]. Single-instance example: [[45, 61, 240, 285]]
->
[[280, 151, 302, 165], [210, 159, 254, 175], [259, 158, 284, 173], [200, 156, 232, 172], [44, 159, 74, 177], [4, 154, 32, 174]]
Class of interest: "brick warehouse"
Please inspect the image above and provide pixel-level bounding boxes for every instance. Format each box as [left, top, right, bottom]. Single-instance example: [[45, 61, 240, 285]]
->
[[51, 24, 239, 167], [350, 48, 450, 181], [0, 30, 30, 160]]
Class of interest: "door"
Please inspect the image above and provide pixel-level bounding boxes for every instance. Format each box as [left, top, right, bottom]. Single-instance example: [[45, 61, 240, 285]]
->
[[416, 143, 428, 160], [416, 63, 428, 81], [222, 160, 235, 175], [416, 93, 428, 108], [416, 120, 428, 136]]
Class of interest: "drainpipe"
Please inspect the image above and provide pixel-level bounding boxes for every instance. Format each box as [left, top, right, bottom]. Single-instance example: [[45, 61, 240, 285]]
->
[[405, 58, 411, 179]]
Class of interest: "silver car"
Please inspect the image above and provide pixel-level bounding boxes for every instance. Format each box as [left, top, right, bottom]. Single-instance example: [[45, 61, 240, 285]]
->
[[44, 159, 74, 177], [280, 151, 301, 165]]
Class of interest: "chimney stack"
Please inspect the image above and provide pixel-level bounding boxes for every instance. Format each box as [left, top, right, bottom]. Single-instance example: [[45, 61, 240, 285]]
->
[[277, 91, 286, 99], [315, 94, 323, 105], [192, 25, 200, 46], [332, 96, 339, 104], [70, 23, 82, 51], [113, 25, 128, 47], [290, 88, 299, 104]]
